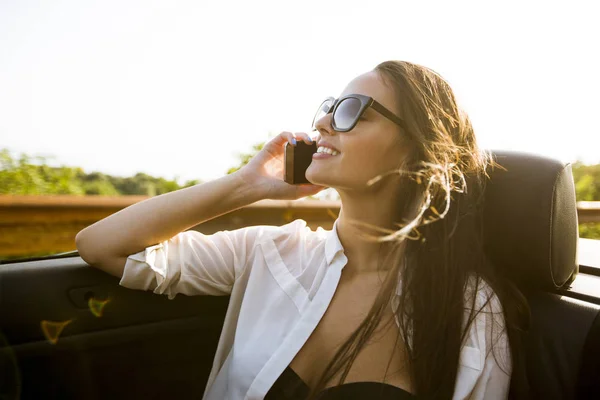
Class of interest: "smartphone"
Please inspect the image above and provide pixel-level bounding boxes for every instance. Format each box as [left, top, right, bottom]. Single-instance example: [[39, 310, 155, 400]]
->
[[284, 141, 317, 184]]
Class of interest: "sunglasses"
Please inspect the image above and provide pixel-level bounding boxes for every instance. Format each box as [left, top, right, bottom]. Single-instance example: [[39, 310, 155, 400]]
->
[[311, 93, 407, 133]]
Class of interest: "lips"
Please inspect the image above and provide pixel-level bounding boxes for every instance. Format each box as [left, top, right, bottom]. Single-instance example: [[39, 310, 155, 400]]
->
[[316, 140, 340, 152]]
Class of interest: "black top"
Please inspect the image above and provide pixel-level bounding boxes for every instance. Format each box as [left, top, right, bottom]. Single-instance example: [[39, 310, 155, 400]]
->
[[264, 365, 416, 400]]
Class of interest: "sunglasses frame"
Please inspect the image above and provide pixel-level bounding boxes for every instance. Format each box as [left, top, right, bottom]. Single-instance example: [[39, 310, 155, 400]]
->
[[311, 93, 407, 133]]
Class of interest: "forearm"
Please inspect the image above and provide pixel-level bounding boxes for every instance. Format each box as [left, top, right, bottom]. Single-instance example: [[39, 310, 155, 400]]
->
[[75, 171, 264, 266]]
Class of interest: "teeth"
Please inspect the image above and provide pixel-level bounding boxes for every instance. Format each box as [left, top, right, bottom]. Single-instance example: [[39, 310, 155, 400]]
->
[[317, 146, 339, 156]]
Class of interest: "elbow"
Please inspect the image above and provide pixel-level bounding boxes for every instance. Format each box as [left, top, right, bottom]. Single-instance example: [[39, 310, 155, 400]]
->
[[76, 231, 128, 279], [76, 231, 98, 266]]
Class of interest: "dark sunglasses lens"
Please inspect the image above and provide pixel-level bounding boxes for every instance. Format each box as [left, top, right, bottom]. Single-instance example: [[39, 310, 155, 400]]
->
[[333, 98, 361, 130], [312, 99, 333, 130]]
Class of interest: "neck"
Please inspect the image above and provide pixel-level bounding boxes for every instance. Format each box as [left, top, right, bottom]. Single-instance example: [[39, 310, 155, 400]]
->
[[335, 185, 409, 276]]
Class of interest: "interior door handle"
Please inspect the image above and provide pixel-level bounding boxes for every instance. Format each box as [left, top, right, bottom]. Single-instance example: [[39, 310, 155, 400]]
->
[[68, 285, 113, 310]]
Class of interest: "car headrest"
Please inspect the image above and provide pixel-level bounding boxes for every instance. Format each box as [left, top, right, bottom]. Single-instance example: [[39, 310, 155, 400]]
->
[[483, 150, 579, 291]]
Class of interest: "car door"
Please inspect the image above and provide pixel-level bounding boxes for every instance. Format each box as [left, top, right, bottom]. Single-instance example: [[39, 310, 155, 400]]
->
[[0, 252, 230, 400]]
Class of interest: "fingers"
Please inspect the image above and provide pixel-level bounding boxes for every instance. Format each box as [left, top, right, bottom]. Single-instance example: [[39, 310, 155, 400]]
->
[[294, 132, 314, 145], [272, 131, 314, 147], [270, 131, 296, 147]]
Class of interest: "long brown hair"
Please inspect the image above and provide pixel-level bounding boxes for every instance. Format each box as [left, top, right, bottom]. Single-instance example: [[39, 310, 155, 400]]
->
[[305, 61, 530, 399]]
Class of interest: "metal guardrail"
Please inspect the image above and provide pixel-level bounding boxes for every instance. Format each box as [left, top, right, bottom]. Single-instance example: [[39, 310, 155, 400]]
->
[[0, 195, 598, 258], [577, 201, 600, 223], [0, 195, 340, 257]]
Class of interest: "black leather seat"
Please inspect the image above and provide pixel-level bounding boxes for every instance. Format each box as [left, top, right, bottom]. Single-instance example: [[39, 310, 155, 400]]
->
[[483, 150, 600, 399]]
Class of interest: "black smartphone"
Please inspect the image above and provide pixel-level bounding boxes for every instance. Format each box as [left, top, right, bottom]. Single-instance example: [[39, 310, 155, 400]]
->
[[284, 141, 317, 184]]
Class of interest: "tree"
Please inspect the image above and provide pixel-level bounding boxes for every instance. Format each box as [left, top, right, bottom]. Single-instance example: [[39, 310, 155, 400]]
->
[[0, 149, 86, 195], [0, 148, 201, 196], [572, 160, 600, 239], [572, 160, 600, 201], [226, 142, 265, 175]]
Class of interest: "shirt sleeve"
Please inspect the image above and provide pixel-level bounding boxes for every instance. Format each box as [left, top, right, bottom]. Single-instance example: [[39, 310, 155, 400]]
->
[[118, 224, 266, 300], [455, 278, 512, 400]]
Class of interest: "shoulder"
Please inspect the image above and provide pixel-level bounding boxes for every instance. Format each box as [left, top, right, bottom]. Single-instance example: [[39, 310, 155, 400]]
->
[[255, 219, 329, 277], [463, 274, 504, 316], [258, 218, 327, 247], [217, 218, 327, 260], [209, 218, 314, 246], [463, 274, 506, 338], [462, 274, 510, 370], [454, 275, 512, 399]]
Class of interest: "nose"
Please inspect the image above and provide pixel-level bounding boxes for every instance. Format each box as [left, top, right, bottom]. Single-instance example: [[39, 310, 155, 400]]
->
[[313, 112, 335, 137]]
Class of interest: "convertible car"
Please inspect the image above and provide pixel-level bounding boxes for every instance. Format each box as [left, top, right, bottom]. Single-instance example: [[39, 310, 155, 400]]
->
[[0, 150, 599, 399]]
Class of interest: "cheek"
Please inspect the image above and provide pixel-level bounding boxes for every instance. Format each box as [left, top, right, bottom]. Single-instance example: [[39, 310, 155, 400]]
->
[[346, 140, 402, 176], [343, 142, 385, 173], [381, 146, 404, 169], [339, 129, 401, 174]]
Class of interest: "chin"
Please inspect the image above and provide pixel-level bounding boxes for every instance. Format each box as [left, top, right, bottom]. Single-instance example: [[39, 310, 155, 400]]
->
[[305, 176, 326, 187], [305, 167, 324, 185]]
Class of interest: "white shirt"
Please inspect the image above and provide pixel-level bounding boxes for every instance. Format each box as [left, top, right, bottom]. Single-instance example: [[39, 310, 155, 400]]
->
[[119, 218, 511, 399]]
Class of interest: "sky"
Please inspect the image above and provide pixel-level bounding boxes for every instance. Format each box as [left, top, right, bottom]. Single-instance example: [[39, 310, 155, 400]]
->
[[1, 0, 599, 186]]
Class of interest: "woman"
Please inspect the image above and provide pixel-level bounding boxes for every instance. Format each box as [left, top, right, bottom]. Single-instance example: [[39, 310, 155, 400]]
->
[[76, 60, 530, 399]]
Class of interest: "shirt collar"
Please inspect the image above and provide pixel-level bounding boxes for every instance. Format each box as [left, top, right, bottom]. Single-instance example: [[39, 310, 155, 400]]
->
[[325, 218, 345, 265]]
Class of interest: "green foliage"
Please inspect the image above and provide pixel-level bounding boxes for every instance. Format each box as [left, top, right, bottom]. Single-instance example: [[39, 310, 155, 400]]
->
[[0, 149, 83, 195], [572, 161, 600, 201], [571, 161, 600, 239], [226, 142, 265, 175], [579, 223, 600, 240], [0, 148, 201, 196]]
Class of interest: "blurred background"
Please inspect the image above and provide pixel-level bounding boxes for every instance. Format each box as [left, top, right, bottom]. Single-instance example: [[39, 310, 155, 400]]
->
[[1, 0, 598, 261]]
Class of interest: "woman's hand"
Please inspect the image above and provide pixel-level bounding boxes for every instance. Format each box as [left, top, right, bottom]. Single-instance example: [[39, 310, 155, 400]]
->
[[237, 131, 327, 200]]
